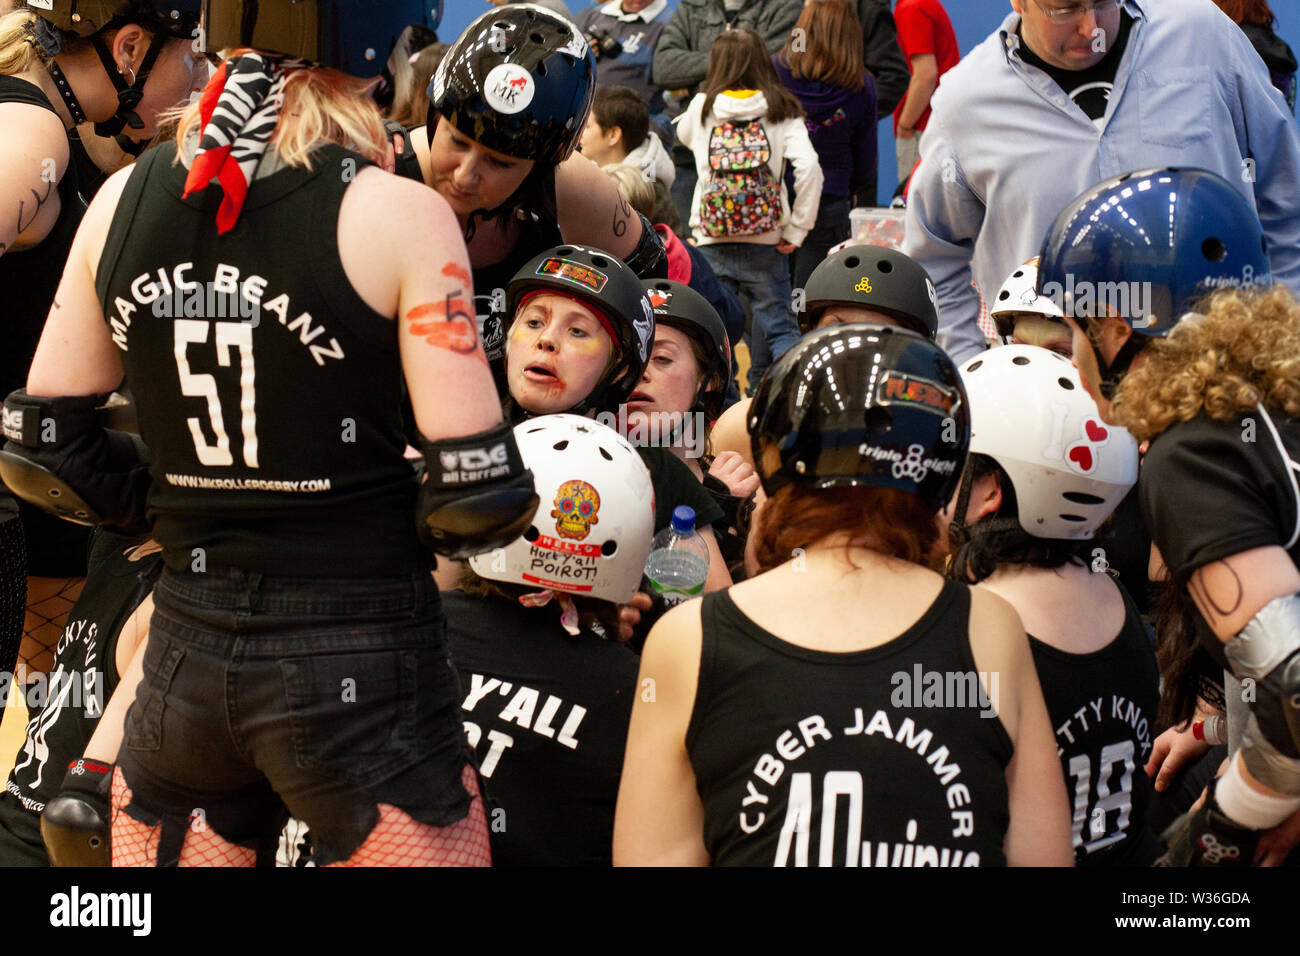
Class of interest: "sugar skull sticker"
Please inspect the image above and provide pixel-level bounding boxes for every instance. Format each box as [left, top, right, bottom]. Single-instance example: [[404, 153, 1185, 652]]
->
[[552, 479, 601, 540]]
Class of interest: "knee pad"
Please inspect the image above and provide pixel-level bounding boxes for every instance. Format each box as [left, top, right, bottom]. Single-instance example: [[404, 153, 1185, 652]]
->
[[41, 760, 113, 867], [1225, 593, 1300, 759]]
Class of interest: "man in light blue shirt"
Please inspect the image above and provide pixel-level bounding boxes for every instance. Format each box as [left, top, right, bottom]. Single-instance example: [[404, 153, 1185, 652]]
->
[[902, 0, 1300, 362]]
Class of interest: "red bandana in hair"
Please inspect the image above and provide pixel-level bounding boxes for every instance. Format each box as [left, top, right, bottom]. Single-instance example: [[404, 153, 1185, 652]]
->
[[183, 52, 310, 234]]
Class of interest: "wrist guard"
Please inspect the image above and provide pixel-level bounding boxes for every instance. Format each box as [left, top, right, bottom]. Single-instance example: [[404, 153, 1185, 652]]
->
[[623, 212, 668, 279], [417, 421, 539, 559], [0, 390, 152, 535], [41, 759, 113, 867]]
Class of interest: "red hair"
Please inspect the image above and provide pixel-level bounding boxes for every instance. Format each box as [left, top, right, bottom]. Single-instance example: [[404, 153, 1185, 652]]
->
[[1212, 0, 1275, 25]]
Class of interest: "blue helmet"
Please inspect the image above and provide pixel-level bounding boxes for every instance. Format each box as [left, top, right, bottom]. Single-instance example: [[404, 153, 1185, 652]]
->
[[1037, 168, 1271, 338]]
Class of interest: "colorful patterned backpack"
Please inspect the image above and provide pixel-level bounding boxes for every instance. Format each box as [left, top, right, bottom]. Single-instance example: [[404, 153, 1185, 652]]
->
[[699, 119, 782, 238]]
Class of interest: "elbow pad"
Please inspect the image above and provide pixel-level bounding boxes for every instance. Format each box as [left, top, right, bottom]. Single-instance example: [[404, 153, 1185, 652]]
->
[[0, 390, 152, 535], [624, 212, 669, 279], [1224, 592, 1300, 759], [416, 421, 539, 559]]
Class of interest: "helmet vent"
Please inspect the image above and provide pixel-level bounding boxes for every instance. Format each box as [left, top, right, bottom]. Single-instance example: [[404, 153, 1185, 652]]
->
[[1012, 270, 1024, 278], [966, 359, 983, 372], [530, 32, 545, 43], [1012, 355, 1030, 366], [1062, 491, 1105, 505], [844, 256, 861, 268], [553, 440, 570, 451], [598, 446, 614, 461], [524, 526, 540, 542], [1059, 514, 1087, 523], [1057, 377, 1075, 390], [557, 247, 574, 256], [997, 290, 1010, 301], [601, 540, 618, 556], [1202, 237, 1227, 262], [591, 255, 610, 267], [878, 260, 893, 273]]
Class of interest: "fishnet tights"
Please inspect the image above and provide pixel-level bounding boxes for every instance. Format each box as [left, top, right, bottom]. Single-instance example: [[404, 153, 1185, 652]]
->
[[328, 766, 492, 867], [19, 576, 86, 679], [111, 767, 256, 867]]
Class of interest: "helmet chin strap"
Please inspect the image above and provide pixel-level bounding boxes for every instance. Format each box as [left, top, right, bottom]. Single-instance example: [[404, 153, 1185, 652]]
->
[[88, 31, 166, 140], [1094, 333, 1148, 400], [945, 463, 1019, 554]]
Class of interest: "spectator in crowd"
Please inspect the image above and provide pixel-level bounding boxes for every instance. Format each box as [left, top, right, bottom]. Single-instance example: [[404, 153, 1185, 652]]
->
[[388, 41, 448, 129], [852, 0, 912, 202], [575, 0, 675, 128], [580, 85, 684, 236], [603, 164, 746, 406], [1213, 0, 1296, 112], [375, 23, 437, 120], [772, 0, 877, 291], [653, 0, 804, 227], [892, 0, 959, 188], [901, 0, 1300, 363]]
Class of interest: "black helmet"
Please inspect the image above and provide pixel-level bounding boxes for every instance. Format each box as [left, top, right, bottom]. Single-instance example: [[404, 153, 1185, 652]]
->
[[799, 246, 939, 339], [30, 0, 199, 37], [642, 279, 731, 419], [196, 0, 437, 75], [749, 323, 969, 506], [506, 244, 655, 415], [428, 4, 595, 164]]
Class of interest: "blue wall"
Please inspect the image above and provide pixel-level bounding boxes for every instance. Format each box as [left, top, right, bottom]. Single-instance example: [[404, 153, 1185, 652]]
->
[[438, 1, 1300, 202]]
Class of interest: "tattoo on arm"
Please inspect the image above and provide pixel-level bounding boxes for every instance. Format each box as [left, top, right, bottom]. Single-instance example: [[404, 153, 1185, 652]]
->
[[15, 179, 56, 236], [612, 196, 633, 238], [1187, 559, 1244, 624]]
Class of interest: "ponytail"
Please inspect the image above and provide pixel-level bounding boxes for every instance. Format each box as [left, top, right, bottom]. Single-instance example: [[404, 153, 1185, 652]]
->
[[0, 11, 55, 76]]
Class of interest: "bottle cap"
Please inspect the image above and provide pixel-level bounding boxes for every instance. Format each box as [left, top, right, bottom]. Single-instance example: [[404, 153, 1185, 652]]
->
[[670, 505, 696, 535]]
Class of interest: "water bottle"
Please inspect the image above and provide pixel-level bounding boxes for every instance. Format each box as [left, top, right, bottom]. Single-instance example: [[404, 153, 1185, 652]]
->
[[644, 506, 710, 608]]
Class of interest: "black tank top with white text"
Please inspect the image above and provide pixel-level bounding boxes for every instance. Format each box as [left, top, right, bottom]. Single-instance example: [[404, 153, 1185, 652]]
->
[[1027, 581, 1160, 866], [95, 143, 423, 576], [688, 580, 1013, 867]]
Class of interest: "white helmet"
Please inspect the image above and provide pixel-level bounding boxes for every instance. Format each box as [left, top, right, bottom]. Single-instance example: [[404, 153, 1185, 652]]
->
[[990, 257, 1064, 339], [960, 345, 1137, 540], [468, 414, 656, 603]]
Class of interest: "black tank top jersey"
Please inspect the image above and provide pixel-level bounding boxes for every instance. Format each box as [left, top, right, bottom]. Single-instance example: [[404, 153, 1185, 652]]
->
[[94, 143, 425, 576], [688, 580, 1013, 867], [1026, 581, 1160, 866], [0, 77, 86, 521], [0, 531, 161, 865], [443, 589, 639, 866]]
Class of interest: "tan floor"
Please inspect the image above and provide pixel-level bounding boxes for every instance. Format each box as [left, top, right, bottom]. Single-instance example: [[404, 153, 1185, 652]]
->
[[0, 697, 29, 780]]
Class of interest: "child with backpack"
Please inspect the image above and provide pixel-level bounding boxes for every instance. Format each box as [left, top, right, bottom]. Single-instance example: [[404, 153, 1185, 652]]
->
[[676, 29, 824, 392]]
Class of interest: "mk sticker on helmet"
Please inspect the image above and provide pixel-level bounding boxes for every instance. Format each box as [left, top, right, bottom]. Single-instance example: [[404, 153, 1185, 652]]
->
[[536, 257, 609, 293], [552, 479, 601, 540], [483, 63, 535, 114], [876, 372, 959, 417]]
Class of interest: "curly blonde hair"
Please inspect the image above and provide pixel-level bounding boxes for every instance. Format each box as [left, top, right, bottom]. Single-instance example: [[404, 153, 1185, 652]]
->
[[1110, 286, 1300, 441]]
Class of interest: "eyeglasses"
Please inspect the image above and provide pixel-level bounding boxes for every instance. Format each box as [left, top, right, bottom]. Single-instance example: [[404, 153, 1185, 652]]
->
[[1031, 0, 1122, 26]]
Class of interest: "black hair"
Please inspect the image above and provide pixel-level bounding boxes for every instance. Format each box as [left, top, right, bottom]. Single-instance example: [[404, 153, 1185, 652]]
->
[[948, 454, 1096, 584], [1152, 575, 1209, 731]]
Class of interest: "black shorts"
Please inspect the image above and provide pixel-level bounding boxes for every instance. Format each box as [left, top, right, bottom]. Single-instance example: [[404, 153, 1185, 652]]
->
[[117, 566, 472, 866]]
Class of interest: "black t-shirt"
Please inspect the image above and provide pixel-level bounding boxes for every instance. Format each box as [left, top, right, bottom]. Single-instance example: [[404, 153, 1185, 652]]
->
[[1140, 409, 1300, 669], [688, 580, 1013, 867], [637, 446, 725, 533], [95, 143, 424, 577], [1019, 10, 1134, 123], [443, 589, 639, 866], [1027, 580, 1160, 866], [0, 531, 160, 865]]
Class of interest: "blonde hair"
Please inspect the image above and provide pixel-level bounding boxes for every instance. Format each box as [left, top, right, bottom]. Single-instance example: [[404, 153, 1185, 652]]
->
[[0, 10, 49, 75], [1110, 286, 1300, 441], [601, 162, 655, 220], [171, 53, 389, 170]]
